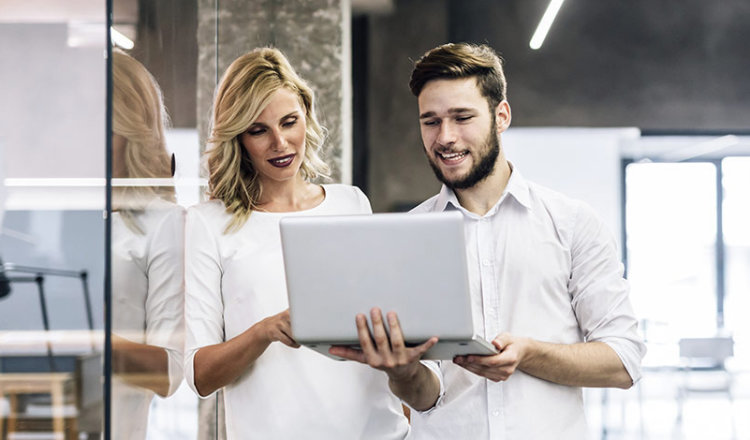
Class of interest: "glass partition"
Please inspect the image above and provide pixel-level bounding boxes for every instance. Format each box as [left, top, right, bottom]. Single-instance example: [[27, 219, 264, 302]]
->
[[109, 0, 203, 438], [1, 2, 107, 439]]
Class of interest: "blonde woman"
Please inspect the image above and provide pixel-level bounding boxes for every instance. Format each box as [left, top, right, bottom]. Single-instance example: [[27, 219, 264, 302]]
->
[[110, 50, 185, 439], [184, 48, 409, 439]]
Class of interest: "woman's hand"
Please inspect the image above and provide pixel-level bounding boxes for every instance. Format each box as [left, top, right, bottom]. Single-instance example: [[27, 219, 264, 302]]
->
[[256, 309, 300, 348], [193, 308, 300, 396]]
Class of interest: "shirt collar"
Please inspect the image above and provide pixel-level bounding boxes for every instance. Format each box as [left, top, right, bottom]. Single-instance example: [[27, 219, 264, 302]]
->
[[432, 161, 533, 214]]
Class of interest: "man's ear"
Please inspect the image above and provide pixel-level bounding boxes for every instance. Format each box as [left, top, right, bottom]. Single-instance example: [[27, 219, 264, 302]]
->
[[495, 100, 512, 134]]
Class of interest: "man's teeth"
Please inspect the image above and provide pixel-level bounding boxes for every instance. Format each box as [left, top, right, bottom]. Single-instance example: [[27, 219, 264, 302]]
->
[[440, 151, 468, 160]]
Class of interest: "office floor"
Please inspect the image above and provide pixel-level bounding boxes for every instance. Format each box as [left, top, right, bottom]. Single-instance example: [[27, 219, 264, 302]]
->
[[4, 366, 749, 439], [586, 368, 750, 440]]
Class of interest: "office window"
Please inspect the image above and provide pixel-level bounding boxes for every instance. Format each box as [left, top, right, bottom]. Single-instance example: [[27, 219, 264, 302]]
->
[[625, 162, 718, 339], [722, 157, 750, 362]]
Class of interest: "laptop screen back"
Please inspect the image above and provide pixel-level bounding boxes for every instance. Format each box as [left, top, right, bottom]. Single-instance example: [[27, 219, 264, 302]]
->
[[280, 211, 475, 345]]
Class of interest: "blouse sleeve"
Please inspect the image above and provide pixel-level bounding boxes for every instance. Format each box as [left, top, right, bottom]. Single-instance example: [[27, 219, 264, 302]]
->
[[144, 205, 186, 397], [352, 185, 373, 214], [183, 206, 226, 398]]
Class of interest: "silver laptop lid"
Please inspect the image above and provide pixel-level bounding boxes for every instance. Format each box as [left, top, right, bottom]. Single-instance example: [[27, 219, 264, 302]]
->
[[280, 210, 475, 345]]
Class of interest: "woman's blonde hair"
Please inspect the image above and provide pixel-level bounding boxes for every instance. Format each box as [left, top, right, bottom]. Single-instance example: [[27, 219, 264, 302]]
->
[[112, 49, 175, 232], [206, 47, 330, 232]]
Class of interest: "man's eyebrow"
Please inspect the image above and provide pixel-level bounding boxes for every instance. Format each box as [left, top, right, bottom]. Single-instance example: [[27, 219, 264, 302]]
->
[[419, 108, 477, 119]]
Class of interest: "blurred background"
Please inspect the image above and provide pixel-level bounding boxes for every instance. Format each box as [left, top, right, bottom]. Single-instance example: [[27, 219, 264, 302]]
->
[[1, 0, 749, 439]]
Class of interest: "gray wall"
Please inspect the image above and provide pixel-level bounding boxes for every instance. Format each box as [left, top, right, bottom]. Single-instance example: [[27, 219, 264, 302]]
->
[[366, 0, 449, 212], [363, 0, 750, 212]]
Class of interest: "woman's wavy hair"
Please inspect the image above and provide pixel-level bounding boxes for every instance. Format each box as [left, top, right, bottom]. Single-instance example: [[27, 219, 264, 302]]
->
[[112, 49, 175, 233], [206, 47, 330, 232]]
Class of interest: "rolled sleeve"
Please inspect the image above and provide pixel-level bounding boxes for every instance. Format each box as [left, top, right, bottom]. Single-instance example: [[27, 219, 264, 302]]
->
[[404, 360, 445, 414], [569, 203, 646, 383]]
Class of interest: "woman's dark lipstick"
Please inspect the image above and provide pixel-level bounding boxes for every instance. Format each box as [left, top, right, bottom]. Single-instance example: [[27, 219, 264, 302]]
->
[[268, 154, 295, 168]]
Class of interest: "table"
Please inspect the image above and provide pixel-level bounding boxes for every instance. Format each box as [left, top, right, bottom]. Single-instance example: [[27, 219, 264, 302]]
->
[[0, 372, 77, 440]]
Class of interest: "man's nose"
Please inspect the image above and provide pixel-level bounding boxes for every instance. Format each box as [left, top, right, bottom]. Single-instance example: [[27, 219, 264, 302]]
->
[[437, 122, 457, 145]]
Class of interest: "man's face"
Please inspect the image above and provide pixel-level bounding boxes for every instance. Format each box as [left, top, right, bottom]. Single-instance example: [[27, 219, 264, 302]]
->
[[417, 77, 510, 190]]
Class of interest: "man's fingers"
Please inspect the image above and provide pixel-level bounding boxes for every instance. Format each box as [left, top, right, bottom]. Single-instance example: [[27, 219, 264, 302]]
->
[[355, 313, 376, 352], [492, 333, 511, 351], [329, 345, 366, 362], [370, 308, 391, 351], [412, 336, 438, 358], [385, 312, 406, 351]]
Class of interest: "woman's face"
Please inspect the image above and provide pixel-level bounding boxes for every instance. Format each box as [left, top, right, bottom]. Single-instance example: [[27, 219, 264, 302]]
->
[[239, 87, 307, 186]]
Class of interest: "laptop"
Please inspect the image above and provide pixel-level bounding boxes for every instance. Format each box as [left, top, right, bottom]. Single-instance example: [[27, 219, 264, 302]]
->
[[280, 210, 497, 360]]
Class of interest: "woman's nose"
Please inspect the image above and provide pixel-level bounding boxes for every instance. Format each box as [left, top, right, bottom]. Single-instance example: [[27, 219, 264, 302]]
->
[[270, 129, 286, 151]]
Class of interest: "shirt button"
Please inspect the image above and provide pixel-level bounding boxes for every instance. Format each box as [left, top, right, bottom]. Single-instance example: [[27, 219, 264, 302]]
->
[[482, 259, 492, 266], [492, 409, 501, 417]]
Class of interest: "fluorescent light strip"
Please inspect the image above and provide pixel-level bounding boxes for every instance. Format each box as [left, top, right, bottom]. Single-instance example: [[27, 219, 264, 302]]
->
[[4, 178, 208, 187], [660, 135, 740, 162], [4, 178, 105, 187], [529, 0, 566, 50], [112, 178, 208, 187], [110, 27, 134, 50]]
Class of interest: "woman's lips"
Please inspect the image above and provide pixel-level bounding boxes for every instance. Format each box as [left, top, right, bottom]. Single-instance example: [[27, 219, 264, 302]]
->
[[268, 154, 295, 168]]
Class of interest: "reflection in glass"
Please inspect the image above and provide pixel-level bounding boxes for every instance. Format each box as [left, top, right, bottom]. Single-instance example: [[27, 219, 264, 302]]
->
[[110, 49, 185, 440]]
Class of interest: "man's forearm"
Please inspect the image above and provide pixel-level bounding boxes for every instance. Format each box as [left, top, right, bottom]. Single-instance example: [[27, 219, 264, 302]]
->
[[388, 362, 441, 411], [520, 339, 632, 389]]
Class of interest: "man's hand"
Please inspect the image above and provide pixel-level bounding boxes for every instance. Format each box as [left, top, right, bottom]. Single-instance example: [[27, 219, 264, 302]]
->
[[329, 308, 437, 380], [453, 332, 526, 382], [329, 308, 441, 411], [454, 332, 634, 389]]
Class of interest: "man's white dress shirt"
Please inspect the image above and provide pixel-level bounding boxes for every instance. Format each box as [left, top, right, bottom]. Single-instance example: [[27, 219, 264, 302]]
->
[[184, 184, 410, 440], [408, 168, 646, 440]]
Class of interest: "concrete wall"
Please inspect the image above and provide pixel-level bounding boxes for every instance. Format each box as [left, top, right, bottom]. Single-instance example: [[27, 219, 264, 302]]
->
[[196, 0, 351, 183]]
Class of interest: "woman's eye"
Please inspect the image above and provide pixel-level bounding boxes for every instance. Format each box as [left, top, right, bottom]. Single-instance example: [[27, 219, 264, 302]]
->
[[282, 118, 298, 127], [247, 128, 265, 136]]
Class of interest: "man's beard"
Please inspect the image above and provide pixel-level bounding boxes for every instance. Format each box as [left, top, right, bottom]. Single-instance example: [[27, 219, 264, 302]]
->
[[426, 119, 500, 190]]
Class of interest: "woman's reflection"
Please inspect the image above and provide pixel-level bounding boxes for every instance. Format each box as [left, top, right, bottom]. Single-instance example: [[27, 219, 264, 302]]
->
[[110, 49, 185, 440]]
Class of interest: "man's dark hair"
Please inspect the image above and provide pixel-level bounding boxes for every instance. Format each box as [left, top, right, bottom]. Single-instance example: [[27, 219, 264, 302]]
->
[[409, 43, 507, 110]]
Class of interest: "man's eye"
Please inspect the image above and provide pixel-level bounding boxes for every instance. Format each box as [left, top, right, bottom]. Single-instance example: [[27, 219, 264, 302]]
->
[[456, 115, 473, 122], [422, 120, 439, 126]]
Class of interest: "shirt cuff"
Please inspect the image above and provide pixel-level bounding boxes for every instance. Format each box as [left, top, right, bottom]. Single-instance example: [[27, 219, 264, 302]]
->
[[184, 347, 217, 399], [165, 347, 184, 397], [601, 337, 646, 385], [404, 360, 445, 414]]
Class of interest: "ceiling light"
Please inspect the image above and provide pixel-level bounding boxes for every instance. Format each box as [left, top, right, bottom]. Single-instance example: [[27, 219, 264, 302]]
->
[[530, 0, 566, 50], [660, 135, 740, 162]]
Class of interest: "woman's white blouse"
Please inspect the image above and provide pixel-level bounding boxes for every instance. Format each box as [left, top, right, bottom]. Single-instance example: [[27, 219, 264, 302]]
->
[[184, 184, 409, 440]]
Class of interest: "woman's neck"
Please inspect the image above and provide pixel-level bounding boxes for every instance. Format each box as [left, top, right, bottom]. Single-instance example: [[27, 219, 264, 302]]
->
[[255, 175, 325, 212]]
